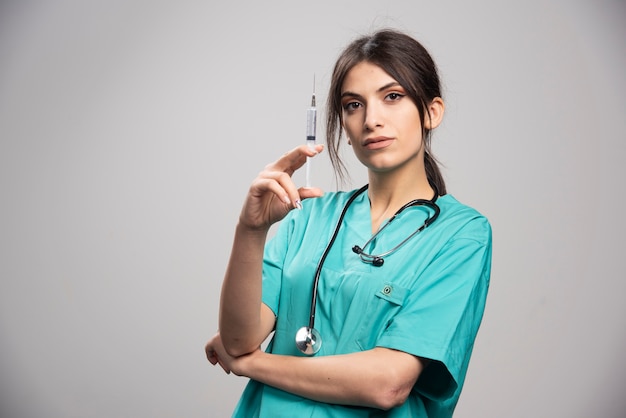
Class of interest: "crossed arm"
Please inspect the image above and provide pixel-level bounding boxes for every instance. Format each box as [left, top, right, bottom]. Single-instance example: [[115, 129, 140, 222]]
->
[[206, 326, 425, 410], [205, 223, 425, 410]]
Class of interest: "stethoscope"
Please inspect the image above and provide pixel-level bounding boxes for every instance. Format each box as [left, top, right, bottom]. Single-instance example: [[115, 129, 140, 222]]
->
[[295, 184, 440, 355]]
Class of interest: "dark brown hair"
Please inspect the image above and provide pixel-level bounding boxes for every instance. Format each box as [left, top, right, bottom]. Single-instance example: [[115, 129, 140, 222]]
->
[[326, 29, 447, 195]]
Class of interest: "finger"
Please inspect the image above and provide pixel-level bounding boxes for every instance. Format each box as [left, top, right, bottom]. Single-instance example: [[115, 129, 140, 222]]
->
[[208, 354, 218, 366], [311, 143, 324, 154], [217, 359, 231, 374], [272, 144, 324, 173], [255, 172, 303, 209], [298, 187, 324, 200], [254, 145, 325, 209], [252, 177, 294, 208], [205, 346, 218, 365]]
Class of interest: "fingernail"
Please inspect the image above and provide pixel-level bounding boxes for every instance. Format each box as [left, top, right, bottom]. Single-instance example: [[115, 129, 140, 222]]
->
[[295, 200, 302, 210], [283, 196, 291, 204]]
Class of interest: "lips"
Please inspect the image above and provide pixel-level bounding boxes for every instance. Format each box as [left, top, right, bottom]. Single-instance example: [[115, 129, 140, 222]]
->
[[363, 136, 394, 150]]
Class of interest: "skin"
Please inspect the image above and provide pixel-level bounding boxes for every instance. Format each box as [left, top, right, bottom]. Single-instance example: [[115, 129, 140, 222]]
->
[[205, 60, 445, 410], [341, 61, 444, 231]]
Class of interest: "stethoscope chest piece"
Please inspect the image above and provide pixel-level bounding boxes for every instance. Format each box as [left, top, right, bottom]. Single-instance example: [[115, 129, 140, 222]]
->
[[295, 326, 322, 355]]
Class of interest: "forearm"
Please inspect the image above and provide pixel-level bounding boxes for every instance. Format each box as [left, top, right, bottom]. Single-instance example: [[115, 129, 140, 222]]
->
[[213, 144, 324, 356], [237, 348, 423, 410], [218, 223, 269, 355]]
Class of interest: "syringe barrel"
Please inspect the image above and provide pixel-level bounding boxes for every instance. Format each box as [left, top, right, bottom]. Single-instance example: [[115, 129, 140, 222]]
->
[[306, 107, 316, 141]]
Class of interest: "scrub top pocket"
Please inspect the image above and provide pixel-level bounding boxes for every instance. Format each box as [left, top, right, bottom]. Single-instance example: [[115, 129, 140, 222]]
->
[[355, 279, 409, 351]]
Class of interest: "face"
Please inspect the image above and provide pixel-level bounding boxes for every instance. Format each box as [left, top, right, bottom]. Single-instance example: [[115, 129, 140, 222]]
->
[[340, 61, 425, 175]]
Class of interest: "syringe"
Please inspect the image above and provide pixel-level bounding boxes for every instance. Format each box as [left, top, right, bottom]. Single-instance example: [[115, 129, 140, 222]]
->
[[305, 78, 316, 188]]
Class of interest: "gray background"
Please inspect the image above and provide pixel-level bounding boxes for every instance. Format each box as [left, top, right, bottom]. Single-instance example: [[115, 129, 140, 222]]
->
[[1, 0, 625, 417]]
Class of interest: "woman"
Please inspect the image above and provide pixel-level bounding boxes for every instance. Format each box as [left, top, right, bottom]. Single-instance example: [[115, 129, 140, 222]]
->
[[205, 29, 492, 417]]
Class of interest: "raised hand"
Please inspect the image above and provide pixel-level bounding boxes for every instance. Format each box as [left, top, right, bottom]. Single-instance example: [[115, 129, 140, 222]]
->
[[238, 144, 324, 230]]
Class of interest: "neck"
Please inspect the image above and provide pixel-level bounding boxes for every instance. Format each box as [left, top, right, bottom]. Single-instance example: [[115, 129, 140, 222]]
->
[[367, 167, 434, 232]]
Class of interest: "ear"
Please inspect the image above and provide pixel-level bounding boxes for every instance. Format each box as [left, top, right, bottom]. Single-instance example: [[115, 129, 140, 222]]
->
[[423, 97, 445, 130]]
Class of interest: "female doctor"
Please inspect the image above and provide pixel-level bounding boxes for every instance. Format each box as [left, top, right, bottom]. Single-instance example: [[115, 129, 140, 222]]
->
[[205, 29, 492, 417]]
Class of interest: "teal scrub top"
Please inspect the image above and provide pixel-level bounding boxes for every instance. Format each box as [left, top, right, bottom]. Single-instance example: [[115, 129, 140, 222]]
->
[[232, 189, 492, 418]]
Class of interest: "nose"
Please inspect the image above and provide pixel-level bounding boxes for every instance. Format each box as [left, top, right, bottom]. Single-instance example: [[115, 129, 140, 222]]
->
[[363, 103, 383, 131]]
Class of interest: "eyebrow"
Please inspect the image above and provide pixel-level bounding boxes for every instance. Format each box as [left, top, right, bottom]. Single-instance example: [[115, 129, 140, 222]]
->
[[341, 82, 402, 99]]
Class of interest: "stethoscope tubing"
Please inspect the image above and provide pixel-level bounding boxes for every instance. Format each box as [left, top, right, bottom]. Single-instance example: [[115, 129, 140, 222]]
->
[[354, 199, 440, 261], [306, 185, 439, 330], [307, 184, 369, 329]]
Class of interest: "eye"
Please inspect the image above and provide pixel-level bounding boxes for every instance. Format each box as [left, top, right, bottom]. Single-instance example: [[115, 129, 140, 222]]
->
[[386, 92, 404, 101], [342, 101, 362, 112]]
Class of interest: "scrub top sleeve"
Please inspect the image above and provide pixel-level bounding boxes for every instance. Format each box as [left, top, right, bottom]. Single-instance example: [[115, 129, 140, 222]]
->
[[377, 216, 492, 401], [261, 214, 296, 317]]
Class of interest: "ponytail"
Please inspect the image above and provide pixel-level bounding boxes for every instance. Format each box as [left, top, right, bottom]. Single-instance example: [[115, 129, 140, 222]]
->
[[424, 150, 446, 196]]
